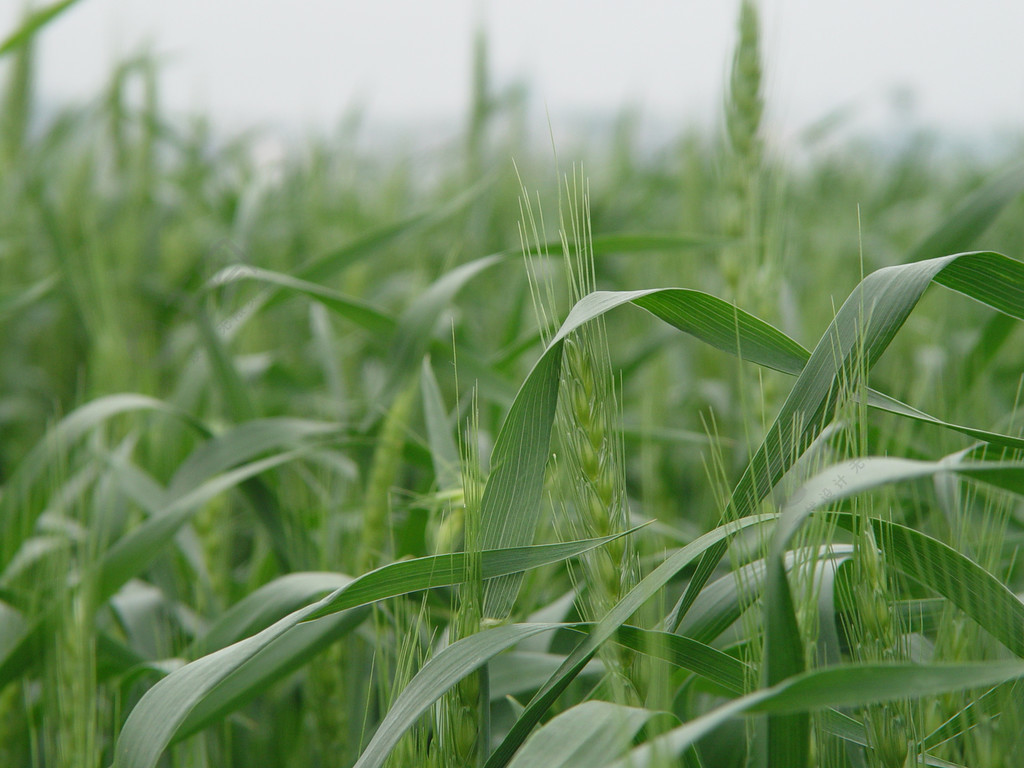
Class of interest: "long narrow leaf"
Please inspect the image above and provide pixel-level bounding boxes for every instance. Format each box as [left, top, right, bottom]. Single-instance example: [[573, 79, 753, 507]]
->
[[672, 251, 1024, 632], [113, 533, 629, 768], [609, 660, 1024, 768]]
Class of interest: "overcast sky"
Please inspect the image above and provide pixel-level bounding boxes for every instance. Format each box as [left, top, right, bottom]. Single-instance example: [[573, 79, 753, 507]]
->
[[3, 1, 1023, 147]]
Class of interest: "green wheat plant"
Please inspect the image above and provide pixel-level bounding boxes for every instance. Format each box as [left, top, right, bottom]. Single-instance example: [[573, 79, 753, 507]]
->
[[1, 2, 1024, 768]]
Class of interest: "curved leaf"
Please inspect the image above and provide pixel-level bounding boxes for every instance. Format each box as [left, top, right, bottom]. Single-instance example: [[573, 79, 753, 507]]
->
[[306, 528, 639, 622], [178, 604, 370, 740], [204, 265, 395, 337], [671, 250, 1024, 633], [113, 533, 628, 768], [610, 659, 1024, 768]]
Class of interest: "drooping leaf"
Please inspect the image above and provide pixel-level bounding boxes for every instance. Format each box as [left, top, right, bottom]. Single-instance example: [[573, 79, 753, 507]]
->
[[671, 251, 1024, 634], [204, 265, 395, 338], [113, 533, 629, 768], [610, 660, 1024, 768]]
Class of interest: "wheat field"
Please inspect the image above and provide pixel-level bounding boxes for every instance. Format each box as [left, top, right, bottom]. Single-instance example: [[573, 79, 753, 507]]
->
[[2, 3, 1024, 767]]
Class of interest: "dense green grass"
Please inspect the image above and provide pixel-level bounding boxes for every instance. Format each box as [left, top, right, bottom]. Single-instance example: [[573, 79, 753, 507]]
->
[[2, 4, 1024, 767]]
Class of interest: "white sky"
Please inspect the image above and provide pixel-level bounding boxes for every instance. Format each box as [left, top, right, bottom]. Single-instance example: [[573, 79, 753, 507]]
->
[[3, 1, 1023, 146]]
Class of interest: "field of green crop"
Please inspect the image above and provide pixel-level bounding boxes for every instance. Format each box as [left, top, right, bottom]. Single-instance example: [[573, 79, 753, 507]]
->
[[3, 3, 1024, 767]]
